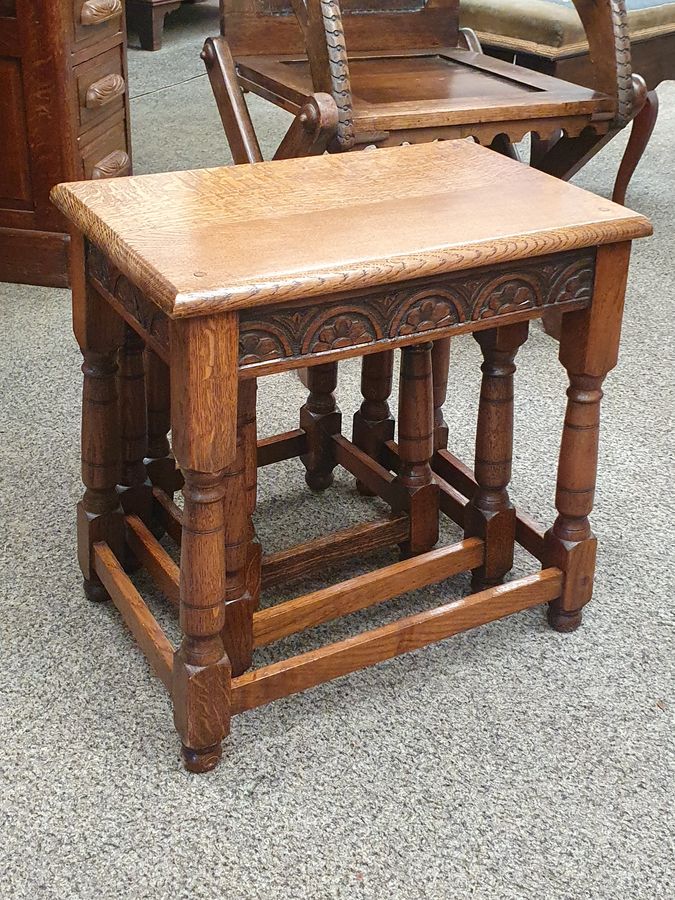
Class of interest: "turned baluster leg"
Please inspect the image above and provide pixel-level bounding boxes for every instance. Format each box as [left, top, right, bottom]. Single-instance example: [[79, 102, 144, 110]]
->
[[546, 244, 631, 632], [170, 315, 237, 773], [352, 350, 395, 495], [145, 348, 179, 495], [300, 362, 342, 491], [117, 325, 153, 568], [76, 285, 125, 602], [432, 338, 451, 452], [239, 379, 262, 613], [394, 343, 439, 557], [220, 380, 259, 677], [465, 323, 528, 590]]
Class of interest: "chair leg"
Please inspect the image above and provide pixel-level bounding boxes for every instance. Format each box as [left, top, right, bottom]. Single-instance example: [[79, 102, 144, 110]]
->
[[464, 323, 528, 590], [202, 36, 263, 165], [612, 89, 659, 205], [534, 128, 615, 183]]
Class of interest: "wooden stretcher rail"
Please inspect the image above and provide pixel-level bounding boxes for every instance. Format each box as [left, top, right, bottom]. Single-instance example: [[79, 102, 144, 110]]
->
[[436, 475, 467, 526], [125, 514, 180, 607], [261, 515, 410, 589], [257, 429, 308, 467], [234, 568, 563, 714], [152, 487, 183, 544], [253, 537, 485, 648], [433, 449, 546, 559], [93, 542, 175, 691], [332, 434, 400, 506]]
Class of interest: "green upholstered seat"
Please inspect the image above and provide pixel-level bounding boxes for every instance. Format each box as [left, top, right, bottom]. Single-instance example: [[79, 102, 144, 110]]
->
[[460, 0, 675, 59]]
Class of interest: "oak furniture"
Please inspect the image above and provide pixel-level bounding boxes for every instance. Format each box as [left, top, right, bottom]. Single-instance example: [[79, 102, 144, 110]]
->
[[0, 0, 132, 287], [205, 0, 643, 179], [52, 140, 651, 772], [203, 0, 647, 500], [460, 0, 674, 202], [126, 0, 208, 50]]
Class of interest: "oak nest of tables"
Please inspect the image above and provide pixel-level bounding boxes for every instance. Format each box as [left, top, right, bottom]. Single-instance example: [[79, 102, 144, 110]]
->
[[51, 140, 651, 773]]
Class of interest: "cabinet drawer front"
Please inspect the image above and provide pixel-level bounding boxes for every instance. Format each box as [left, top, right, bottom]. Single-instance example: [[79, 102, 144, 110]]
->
[[79, 116, 131, 180], [73, 0, 124, 47], [76, 45, 127, 132]]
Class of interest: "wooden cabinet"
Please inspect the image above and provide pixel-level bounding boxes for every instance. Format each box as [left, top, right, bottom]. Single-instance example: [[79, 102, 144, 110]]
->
[[0, 0, 131, 286]]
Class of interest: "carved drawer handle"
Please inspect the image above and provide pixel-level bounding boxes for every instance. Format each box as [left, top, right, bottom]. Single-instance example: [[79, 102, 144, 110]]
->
[[86, 74, 126, 109], [91, 150, 131, 180], [80, 0, 123, 26]]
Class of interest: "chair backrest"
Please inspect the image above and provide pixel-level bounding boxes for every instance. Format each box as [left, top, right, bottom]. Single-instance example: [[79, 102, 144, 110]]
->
[[221, 0, 459, 56]]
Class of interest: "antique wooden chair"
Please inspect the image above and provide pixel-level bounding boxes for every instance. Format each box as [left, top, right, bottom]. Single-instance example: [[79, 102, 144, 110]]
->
[[201, 0, 645, 492], [203, 1, 643, 167]]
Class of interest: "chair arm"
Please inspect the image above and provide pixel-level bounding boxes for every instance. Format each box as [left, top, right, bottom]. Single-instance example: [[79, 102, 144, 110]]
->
[[571, 0, 633, 126], [292, 0, 355, 149]]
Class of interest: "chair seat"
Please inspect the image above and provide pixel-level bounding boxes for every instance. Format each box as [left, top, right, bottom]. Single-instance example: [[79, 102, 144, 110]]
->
[[460, 0, 675, 59], [237, 47, 614, 141]]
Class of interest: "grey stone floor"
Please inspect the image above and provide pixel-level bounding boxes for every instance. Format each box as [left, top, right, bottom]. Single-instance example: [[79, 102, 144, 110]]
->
[[0, 4, 673, 897]]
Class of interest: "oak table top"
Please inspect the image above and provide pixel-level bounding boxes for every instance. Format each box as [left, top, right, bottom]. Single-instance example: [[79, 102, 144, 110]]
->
[[51, 140, 651, 319]]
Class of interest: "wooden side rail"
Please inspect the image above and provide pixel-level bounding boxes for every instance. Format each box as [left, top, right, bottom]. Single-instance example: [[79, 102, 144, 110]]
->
[[125, 514, 180, 607], [93, 542, 175, 691], [433, 448, 546, 559], [332, 434, 400, 506], [436, 475, 468, 527], [258, 429, 308, 467], [253, 537, 485, 647], [432, 448, 476, 498], [152, 487, 182, 544], [235, 568, 563, 713], [261, 515, 410, 589]]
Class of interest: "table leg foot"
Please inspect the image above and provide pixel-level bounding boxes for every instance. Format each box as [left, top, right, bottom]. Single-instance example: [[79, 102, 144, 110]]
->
[[181, 742, 223, 774], [547, 605, 583, 633]]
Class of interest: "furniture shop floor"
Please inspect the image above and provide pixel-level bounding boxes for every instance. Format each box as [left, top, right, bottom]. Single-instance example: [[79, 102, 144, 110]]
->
[[1, 4, 673, 898]]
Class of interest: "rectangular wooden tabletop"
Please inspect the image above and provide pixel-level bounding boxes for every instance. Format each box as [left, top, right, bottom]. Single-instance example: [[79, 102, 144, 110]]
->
[[51, 140, 651, 319]]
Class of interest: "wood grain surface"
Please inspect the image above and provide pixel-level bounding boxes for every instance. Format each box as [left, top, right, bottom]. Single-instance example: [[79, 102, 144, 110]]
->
[[51, 140, 651, 318], [233, 568, 563, 713]]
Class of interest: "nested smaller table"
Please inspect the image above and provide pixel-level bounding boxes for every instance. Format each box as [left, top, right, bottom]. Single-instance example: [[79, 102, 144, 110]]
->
[[52, 141, 651, 772]]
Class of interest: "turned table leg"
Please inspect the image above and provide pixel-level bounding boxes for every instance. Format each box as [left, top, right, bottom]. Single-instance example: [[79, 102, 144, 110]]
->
[[170, 315, 238, 772], [145, 347, 179, 502], [352, 350, 395, 495], [300, 362, 342, 491], [239, 379, 262, 614], [220, 380, 259, 677], [546, 244, 631, 632], [394, 342, 439, 557], [76, 286, 125, 602], [464, 323, 528, 590], [117, 324, 153, 568], [432, 338, 451, 452]]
